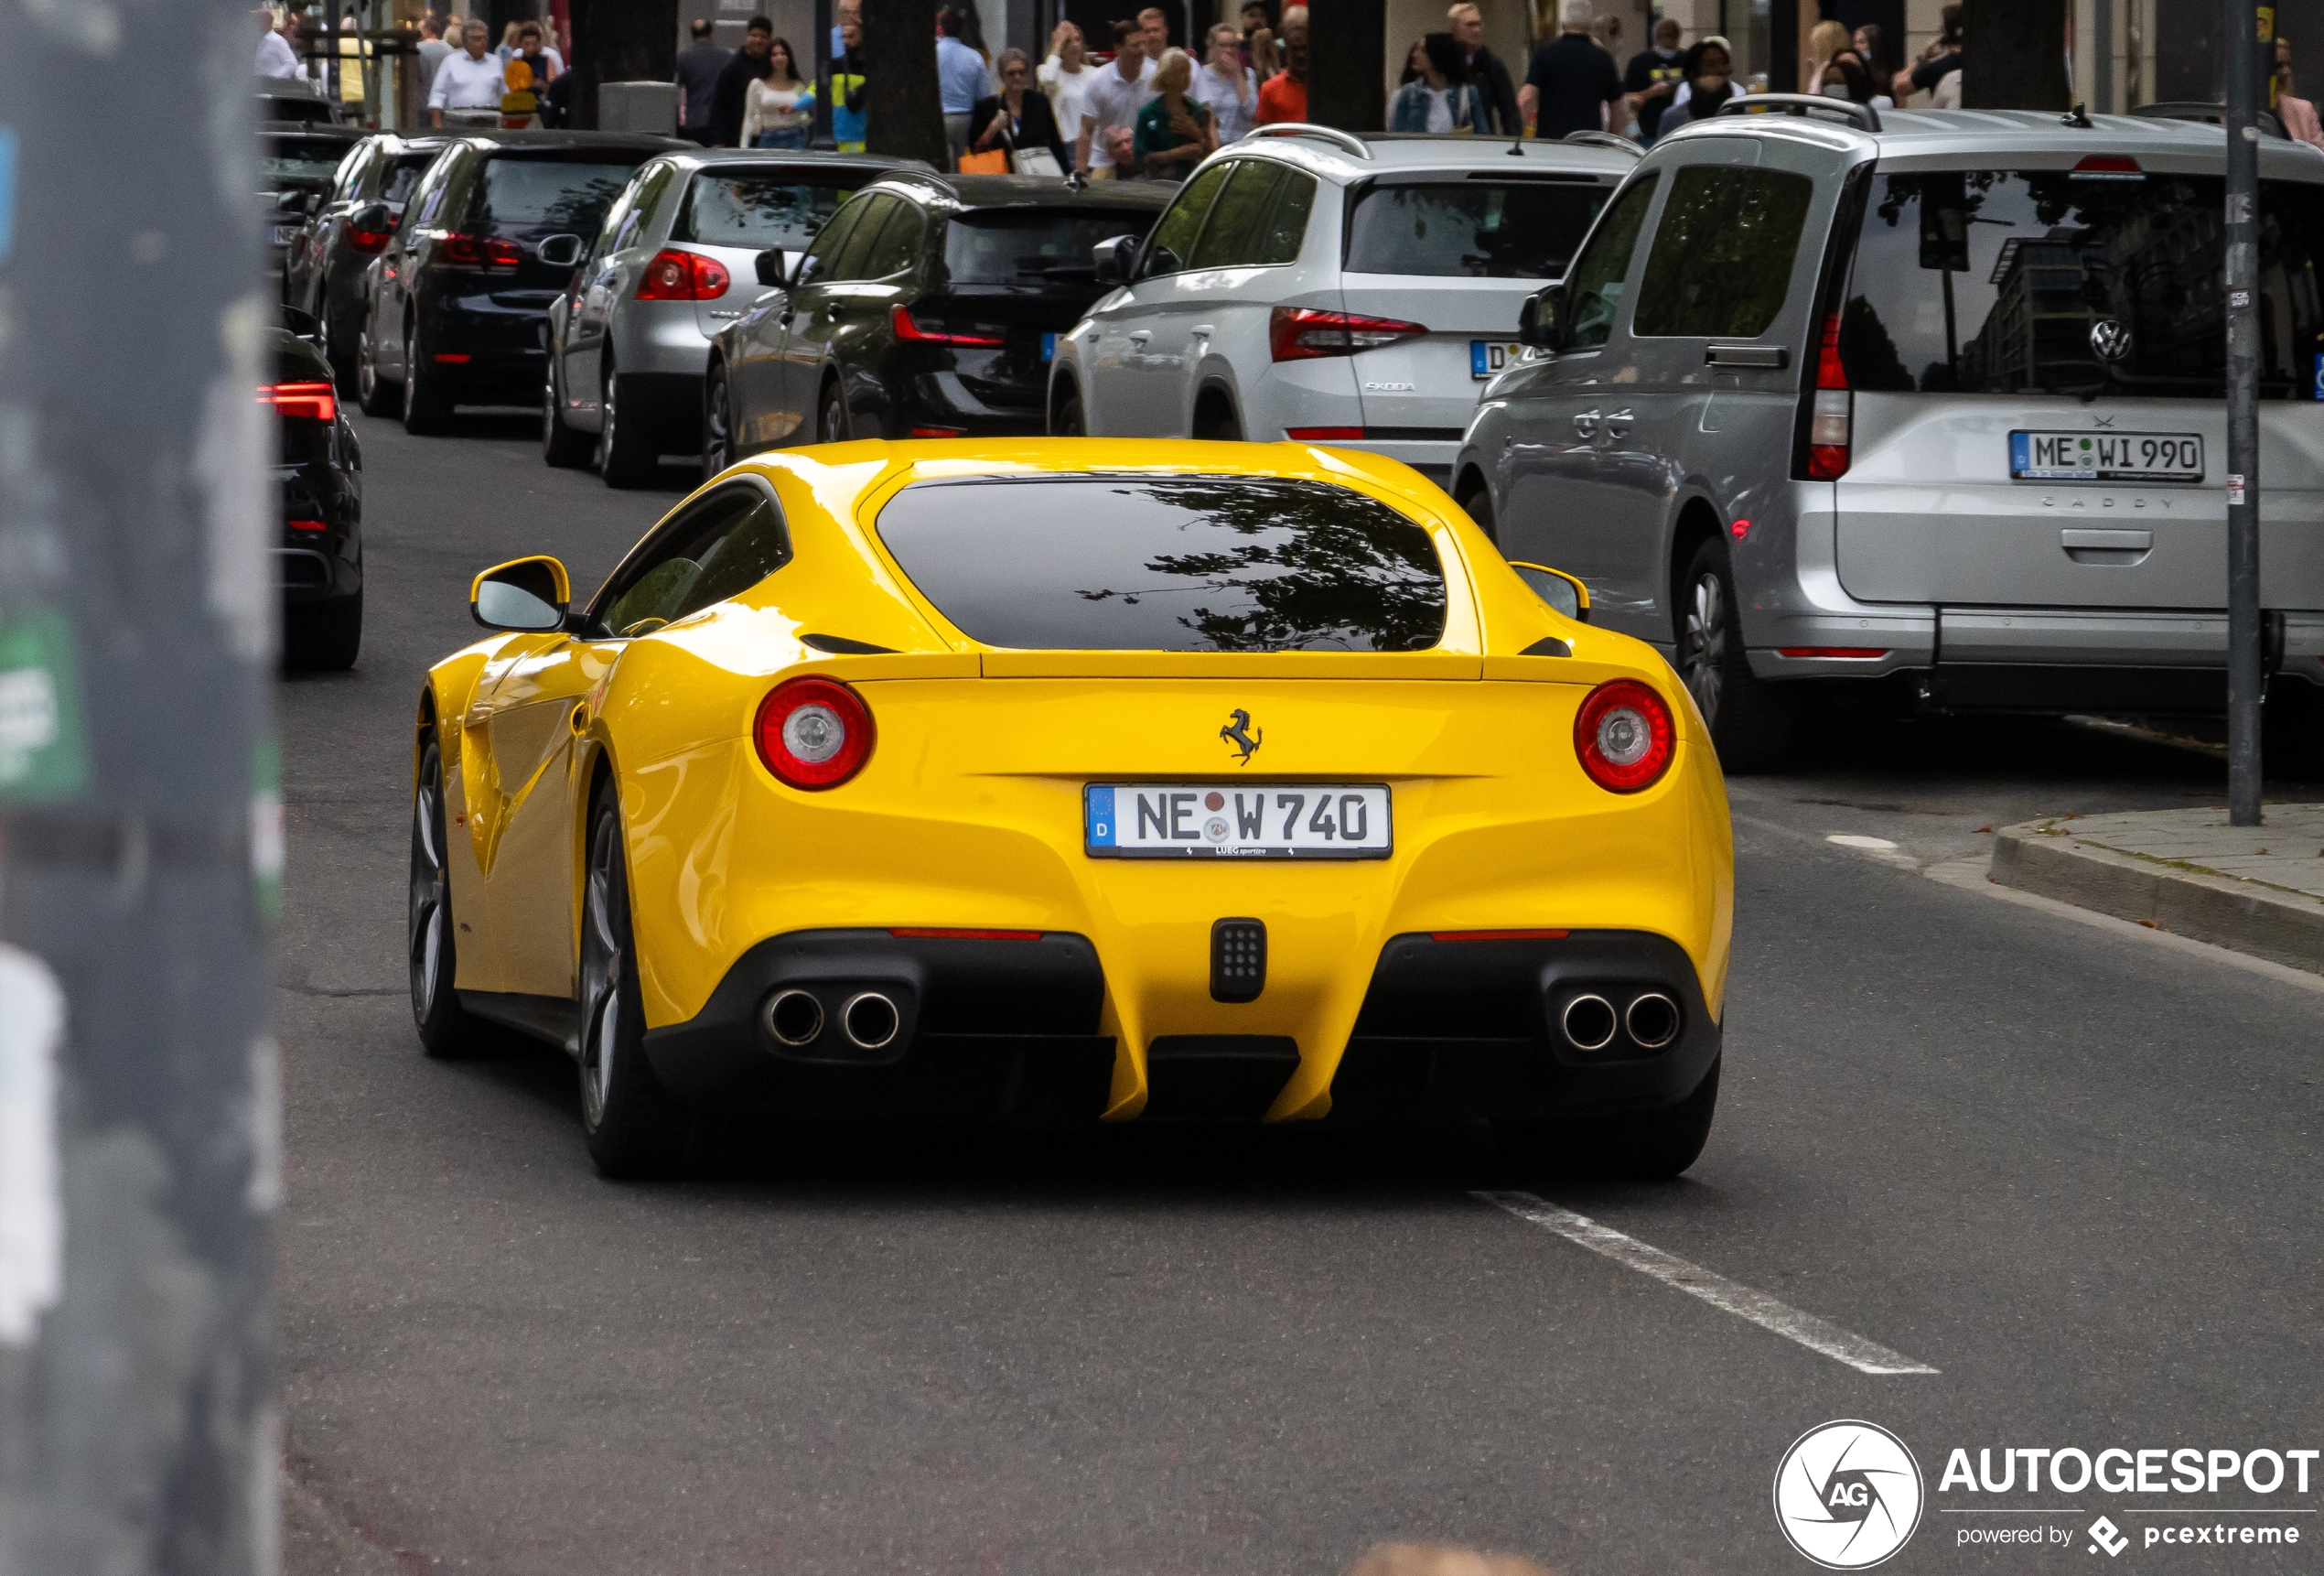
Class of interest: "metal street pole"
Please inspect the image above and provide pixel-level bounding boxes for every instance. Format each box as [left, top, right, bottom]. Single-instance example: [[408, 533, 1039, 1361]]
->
[[814, 0, 835, 146], [2225, 0, 2265, 826], [0, 0, 278, 1568]]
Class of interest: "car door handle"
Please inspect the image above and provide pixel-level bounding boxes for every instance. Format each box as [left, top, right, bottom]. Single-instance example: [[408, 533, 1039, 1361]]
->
[[1189, 324, 1215, 337], [1605, 406, 1633, 437], [1574, 407, 1600, 437], [1706, 344, 1788, 369], [1128, 329, 1152, 344]]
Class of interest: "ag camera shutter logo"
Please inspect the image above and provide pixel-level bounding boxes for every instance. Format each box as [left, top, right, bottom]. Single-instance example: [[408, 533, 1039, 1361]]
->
[[1774, 1420, 1926, 1570]]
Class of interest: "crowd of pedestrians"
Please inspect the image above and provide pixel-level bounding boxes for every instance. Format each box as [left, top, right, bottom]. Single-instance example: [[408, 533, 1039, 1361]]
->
[[253, 5, 570, 126]]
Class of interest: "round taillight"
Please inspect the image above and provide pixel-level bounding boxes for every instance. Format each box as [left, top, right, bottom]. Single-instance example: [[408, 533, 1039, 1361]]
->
[[649, 256, 686, 292], [754, 676, 875, 790], [1574, 678, 1674, 793]]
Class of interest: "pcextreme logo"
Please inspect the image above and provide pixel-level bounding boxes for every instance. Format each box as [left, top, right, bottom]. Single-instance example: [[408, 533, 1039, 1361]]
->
[[1775, 1420, 1927, 1570]]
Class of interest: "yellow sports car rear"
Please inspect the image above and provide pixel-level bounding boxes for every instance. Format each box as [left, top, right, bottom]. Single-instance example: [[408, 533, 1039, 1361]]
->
[[408, 439, 1733, 1177]]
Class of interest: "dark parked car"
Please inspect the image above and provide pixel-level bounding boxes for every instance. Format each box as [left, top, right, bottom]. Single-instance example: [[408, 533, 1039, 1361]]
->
[[704, 172, 1169, 470], [284, 132, 450, 388], [354, 130, 689, 435], [270, 309, 364, 669], [261, 122, 365, 283], [255, 75, 348, 126]]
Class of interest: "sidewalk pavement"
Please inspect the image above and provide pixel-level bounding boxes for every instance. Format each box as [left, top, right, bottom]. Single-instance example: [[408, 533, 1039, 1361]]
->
[[1992, 804, 2324, 974]]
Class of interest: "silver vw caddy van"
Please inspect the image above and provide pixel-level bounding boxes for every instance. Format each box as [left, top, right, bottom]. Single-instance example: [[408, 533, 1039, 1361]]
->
[[1451, 102, 2324, 770]]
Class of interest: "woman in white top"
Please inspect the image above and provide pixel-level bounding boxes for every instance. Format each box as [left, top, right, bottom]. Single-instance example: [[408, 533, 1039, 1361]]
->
[[741, 37, 814, 149], [1038, 21, 1097, 157], [1190, 22, 1258, 145]]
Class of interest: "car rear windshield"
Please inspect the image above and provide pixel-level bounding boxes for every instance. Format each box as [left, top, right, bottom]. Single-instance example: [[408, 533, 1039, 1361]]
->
[[380, 153, 436, 207], [472, 153, 644, 235], [1844, 167, 2324, 399], [1344, 178, 1609, 278], [672, 170, 864, 250], [260, 135, 353, 186], [876, 476, 1447, 652], [945, 210, 1150, 284]]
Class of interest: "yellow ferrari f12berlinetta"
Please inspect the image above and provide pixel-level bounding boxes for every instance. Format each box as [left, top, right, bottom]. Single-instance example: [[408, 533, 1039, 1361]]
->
[[409, 440, 1733, 1177]]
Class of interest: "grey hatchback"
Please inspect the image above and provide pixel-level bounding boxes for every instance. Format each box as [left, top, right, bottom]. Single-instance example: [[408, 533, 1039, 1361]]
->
[[1455, 103, 2324, 770]]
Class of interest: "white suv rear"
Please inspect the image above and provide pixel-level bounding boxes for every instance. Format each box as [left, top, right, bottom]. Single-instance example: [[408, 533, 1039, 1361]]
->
[[1047, 126, 1635, 484]]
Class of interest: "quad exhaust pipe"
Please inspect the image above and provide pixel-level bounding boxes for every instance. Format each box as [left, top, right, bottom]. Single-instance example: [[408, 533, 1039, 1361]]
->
[[1560, 993, 1619, 1052], [840, 991, 900, 1051], [1624, 991, 1680, 1050], [1559, 989, 1682, 1052], [763, 987, 904, 1052], [764, 988, 824, 1047]]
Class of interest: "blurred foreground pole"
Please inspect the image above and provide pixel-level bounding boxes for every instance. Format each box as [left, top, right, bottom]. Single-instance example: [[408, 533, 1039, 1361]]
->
[[0, 0, 279, 1569], [2225, 0, 2265, 826]]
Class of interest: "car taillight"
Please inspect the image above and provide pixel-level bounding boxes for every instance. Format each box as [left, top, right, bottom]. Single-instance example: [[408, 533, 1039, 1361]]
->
[[754, 676, 875, 790], [635, 248, 732, 301], [1285, 426, 1365, 442], [890, 305, 1005, 347], [439, 232, 523, 270], [1807, 310, 1850, 480], [1574, 678, 1674, 794], [257, 380, 337, 421], [1269, 305, 1427, 362], [347, 226, 392, 254]]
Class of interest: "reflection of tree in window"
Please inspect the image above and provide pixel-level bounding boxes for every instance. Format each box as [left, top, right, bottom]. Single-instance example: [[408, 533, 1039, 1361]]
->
[[476, 158, 642, 235], [1346, 183, 1607, 279], [675, 176, 858, 249]]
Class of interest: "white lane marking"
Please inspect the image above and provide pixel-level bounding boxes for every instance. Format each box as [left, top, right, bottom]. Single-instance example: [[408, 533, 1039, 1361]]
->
[[1825, 833, 1898, 850], [1472, 1191, 1942, 1376], [1920, 856, 2324, 997]]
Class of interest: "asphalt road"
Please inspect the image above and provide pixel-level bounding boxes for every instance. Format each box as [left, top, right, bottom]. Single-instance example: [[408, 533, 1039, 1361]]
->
[[277, 408, 2323, 1576]]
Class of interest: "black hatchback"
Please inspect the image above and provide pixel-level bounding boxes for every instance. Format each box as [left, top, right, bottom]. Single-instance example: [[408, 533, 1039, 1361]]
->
[[355, 130, 688, 434], [269, 310, 365, 669], [704, 173, 1169, 468]]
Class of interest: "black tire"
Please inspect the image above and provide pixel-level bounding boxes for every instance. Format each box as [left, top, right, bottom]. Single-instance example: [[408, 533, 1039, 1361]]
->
[[2264, 675, 2324, 782], [1193, 402, 1242, 442], [1493, 1057, 1720, 1180], [285, 589, 362, 672], [597, 360, 657, 487], [543, 361, 591, 468], [1675, 537, 1793, 773], [356, 318, 399, 417], [577, 779, 691, 1177], [409, 733, 501, 1059], [1052, 389, 1085, 437], [701, 358, 736, 481], [322, 307, 360, 394], [817, 379, 850, 445], [1457, 479, 1499, 546], [403, 324, 453, 436]]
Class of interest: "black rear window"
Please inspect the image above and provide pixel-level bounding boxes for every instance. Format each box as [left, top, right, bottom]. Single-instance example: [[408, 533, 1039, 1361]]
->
[[1344, 179, 1609, 278], [875, 476, 1447, 652], [260, 135, 353, 186], [380, 153, 436, 207], [945, 210, 1155, 284], [672, 169, 864, 251], [473, 154, 644, 234], [1845, 169, 2324, 399]]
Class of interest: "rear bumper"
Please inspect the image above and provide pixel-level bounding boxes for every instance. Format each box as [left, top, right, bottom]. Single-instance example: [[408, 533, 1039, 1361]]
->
[[641, 927, 1720, 1126]]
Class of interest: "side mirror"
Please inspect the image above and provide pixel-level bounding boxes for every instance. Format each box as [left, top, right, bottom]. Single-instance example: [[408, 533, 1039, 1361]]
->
[[1518, 283, 1568, 351], [470, 555, 572, 632], [1091, 233, 1137, 285], [1509, 561, 1590, 623], [346, 201, 392, 236], [754, 247, 788, 286], [536, 232, 584, 268], [274, 189, 313, 216], [279, 304, 325, 345]]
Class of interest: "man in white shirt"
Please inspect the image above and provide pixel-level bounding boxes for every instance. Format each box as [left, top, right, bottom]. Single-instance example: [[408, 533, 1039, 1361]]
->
[[255, 7, 303, 78], [1078, 19, 1157, 178], [428, 18, 506, 126]]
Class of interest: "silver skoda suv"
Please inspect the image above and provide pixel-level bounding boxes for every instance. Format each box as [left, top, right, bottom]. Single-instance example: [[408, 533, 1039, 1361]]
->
[[1453, 101, 2324, 771]]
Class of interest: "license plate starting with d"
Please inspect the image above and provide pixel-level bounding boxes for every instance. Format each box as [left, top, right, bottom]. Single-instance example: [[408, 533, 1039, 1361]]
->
[[1471, 340, 1524, 380], [1086, 783, 1393, 859], [2010, 430, 2203, 482]]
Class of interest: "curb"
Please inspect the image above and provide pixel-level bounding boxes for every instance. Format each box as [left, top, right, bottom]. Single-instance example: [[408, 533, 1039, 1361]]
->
[[1992, 817, 2324, 976]]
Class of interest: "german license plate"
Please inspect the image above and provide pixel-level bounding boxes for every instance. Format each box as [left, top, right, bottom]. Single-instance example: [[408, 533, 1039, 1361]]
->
[[269, 225, 300, 245], [1471, 340, 1524, 380], [2010, 430, 2203, 482], [1085, 783, 1393, 859], [1041, 331, 1057, 362]]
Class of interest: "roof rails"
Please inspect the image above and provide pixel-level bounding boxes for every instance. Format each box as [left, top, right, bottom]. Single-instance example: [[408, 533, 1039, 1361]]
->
[[1248, 124, 1372, 159], [1561, 129, 1645, 157], [1716, 92, 1881, 134], [2130, 102, 2288, 139]]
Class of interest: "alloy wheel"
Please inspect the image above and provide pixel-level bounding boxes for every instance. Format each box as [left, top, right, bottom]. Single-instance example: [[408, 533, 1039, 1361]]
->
[[577, 812, 623, 1129], [704, 366, 730, 473], [357, 325, 377, 405], [820, 387, 845, 444], [597, 371, 618, 470], [1681, 570, 1726, 726], [407, 768, 447, 1024]]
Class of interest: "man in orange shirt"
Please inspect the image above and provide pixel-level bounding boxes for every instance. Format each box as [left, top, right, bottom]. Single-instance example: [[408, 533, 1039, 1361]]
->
[[1254, 19, 1307, 123]]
